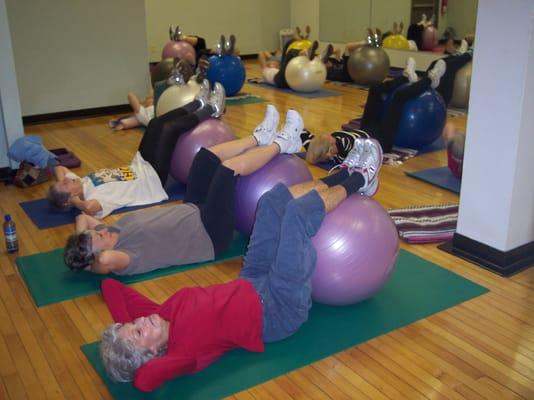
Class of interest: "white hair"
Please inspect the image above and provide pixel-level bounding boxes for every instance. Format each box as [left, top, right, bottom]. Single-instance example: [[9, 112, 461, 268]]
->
[[100, 323, 160, 382]]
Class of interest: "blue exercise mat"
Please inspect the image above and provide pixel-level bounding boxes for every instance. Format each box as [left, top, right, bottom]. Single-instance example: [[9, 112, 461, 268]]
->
[[406, 166, 461, 193], [19, 180, 186, 229], [247, 79, 342, 99]]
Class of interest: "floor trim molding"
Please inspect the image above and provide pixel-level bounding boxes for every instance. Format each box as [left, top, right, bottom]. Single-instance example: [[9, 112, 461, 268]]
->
[[439, 233, 534, 277], [23, 104, 131, 125]]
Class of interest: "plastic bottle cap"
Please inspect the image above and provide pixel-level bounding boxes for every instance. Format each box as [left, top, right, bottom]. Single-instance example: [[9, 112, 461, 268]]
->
[[4, 214, 11, 222]]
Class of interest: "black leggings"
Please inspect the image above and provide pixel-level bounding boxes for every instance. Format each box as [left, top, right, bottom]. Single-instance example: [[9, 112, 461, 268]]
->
[[427, 52, 472, 105], [185, 148, 237, 256], [326, 55, 352, 82], [273, 39, 300, 88], [193, 36, 211, 64], [407, 24, 424, 50], [361, 76, 433, 152], [138, 101, 202, 184]]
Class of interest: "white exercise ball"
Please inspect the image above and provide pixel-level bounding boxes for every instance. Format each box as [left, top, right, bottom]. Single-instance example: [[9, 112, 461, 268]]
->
[[450, 62, 472, 109], [285, 56, 327, 92], [156, 80, 201, 117]]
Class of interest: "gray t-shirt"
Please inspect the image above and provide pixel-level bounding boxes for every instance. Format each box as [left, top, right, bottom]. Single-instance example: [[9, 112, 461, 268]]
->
[[111, 204, 215, 275]]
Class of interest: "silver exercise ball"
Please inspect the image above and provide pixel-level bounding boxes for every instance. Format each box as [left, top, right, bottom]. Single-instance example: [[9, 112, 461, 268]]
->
[[151, 58, 175, 88], [347, 46, 390, 86], [285, 56, 327, 92], [156, 80, 201, 117], [450, 62, 472, 109]]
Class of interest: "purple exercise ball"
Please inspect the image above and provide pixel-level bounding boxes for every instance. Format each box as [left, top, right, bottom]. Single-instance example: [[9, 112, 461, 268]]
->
[[161, 40, 196, 64], [311, 195, 399, 306], [235, 154, 312, 234], [170, 119, 235, 183]]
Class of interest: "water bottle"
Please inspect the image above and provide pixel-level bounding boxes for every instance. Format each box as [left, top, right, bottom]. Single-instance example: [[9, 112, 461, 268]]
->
[[3, 214, 18, 253]]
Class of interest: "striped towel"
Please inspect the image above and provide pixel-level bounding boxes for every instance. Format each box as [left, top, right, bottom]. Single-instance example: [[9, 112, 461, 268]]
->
[[388, 204, 458, 244]]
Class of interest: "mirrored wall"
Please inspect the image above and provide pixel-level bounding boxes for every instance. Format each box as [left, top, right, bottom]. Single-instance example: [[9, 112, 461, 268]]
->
[[319, 0, 477, 46]]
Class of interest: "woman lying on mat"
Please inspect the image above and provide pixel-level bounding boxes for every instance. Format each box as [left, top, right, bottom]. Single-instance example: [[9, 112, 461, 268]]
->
[[108, 92, 155, 131], [258, 27, 318, 88], [99, 138, 383, 392], [48, 81, 221, 218], [304, 56, 448, 164], [109, 57, 211, 131], [257, 26, 311, 85], [357, 46, 472, 153], [64, 106, 306, 275]]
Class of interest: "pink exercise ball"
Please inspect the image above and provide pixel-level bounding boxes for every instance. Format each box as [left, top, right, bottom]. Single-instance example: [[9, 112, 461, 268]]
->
[[311, 195, 399, 306], [422, 26, 439, 51], [162, 40, 196, 65], [234, 155, 312, 234], [170, 119, 235, 183]]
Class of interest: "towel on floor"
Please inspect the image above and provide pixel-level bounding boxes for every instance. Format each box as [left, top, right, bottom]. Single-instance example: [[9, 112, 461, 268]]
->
[[388, 204, 458, 244]]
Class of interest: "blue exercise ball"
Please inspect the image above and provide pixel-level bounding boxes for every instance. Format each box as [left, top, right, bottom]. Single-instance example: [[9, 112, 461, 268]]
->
[[387, 86, 447, 149], [207, 54, 246, 96]]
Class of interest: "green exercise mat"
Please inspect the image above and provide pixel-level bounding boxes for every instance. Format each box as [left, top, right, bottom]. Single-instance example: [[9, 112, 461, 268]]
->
[[16, 232, 248, 307], [226, 94, 266, 106], [81, 249, 488, 400]]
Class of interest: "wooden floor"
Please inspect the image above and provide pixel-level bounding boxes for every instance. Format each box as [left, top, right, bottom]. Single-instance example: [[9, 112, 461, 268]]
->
[[1, 60, 533, 400]]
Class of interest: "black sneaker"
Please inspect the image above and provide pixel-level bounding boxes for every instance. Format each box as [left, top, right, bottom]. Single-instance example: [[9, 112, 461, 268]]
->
[[308, 40, 319, 60], [173, 26, 183, 41], [375, 28, 383, 46], [175, 59, 194, 83], [195, 55, 210, 83], [304, 25, 311, 40], [227, 34, 236, 56], [219, 35, 227, 56], [295, 26, 302, 40], [322, 44, 334, 64]]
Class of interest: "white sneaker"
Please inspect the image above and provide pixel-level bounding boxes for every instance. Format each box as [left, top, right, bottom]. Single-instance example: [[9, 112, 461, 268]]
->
[[274, 110, 304, 154], [194, 79, 210, 106], [428, 59, 446, 89], [403, 57, 418, 83], [340, 139, 383, 197], [207, 82, 225, 118], [253, 105, 279, 145]]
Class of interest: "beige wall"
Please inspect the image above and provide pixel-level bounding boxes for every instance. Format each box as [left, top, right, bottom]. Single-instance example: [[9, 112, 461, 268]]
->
[[6, 0, 150, 116], [290, 0, 320, 41], [446, 0, 478, 39], [145, 0, 290, 61], [370, 0, 411, 36]]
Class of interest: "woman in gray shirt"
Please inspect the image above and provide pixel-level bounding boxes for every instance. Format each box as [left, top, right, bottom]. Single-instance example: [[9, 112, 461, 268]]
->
[[63, 106, 306, 275]]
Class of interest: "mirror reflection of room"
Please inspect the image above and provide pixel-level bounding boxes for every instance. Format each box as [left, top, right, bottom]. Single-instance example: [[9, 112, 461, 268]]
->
[[319, 0, 477, 54]]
